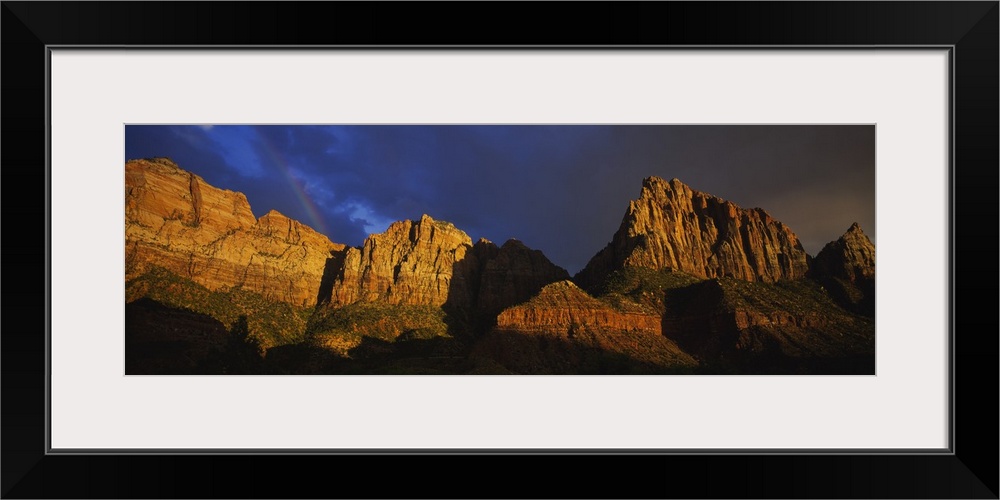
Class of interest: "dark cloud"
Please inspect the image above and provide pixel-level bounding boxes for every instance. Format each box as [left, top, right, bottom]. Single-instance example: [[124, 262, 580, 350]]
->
[[125, 125, 876, 275]]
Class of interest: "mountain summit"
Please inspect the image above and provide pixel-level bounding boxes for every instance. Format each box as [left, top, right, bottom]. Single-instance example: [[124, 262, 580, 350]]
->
[[320, 214, 569, 316], [810, 222, 876, 316], [575, 177, 810, 290]]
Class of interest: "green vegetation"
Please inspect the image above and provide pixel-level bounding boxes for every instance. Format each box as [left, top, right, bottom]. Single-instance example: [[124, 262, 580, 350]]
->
[[306, 302, 450, 343], [593, 267, 704, 313], [127, 264, 873, 375], [702, 277, 853, 317], [126, 266, 312, 350]]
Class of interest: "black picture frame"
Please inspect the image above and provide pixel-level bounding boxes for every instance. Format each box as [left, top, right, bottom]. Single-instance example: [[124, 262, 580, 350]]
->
[[3, 2, 997, 498]]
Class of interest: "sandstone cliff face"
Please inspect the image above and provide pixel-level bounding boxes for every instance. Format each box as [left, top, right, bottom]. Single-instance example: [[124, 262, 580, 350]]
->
[[125, 158, 343, 307], [576, 177, 809, 290], [810, 223, 876, 316], [325, 214, 475, 307], [323, 217, 569, 318]]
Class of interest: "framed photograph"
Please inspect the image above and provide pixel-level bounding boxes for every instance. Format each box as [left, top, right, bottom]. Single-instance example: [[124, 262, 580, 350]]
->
[[4, 2, 996, 498]]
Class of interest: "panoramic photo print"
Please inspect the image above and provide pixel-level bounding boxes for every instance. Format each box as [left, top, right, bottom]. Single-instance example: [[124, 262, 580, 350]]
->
[[124, 125, 876, 375]]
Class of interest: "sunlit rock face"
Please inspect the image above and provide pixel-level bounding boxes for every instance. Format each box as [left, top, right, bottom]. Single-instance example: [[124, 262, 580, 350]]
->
[[575, 176, 810, 290], [324, 214, 475, 307], [125, 158, 343, 307], [323, 216, 569, 315]]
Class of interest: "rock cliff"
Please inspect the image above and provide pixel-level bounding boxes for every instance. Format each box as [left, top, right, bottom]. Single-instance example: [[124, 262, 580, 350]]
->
[[575, 177, 809, 290], [496, 280, 661, 334], [475, 239, 571, 319], [125, 161, 877, 375], [476, 280, 697, 373], [125, 158, 343, 306], [810, 223, 876, 316], [323, 214, 476, 307], [322, 217, 569, 322]]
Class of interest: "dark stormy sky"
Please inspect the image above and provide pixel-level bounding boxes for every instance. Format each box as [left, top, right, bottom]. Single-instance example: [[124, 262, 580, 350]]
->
[[125, 125, 876, 275]]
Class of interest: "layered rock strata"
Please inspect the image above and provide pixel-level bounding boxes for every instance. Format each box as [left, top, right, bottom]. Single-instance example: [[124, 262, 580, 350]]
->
[[576, 177, 810, 290], [125, 158, 343, 306], [323, 215, 569, 318], [496, 280, 661, 334], [324, 214, 475, 307], [479, 280, 697, 373]]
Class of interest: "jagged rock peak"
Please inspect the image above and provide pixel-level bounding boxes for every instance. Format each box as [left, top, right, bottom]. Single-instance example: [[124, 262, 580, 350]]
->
[[322, 217, 570, 321], [810, 223, 875, 317], [845, 222, 867, 239], [640, 176, 703, 196], [414, 212, 464, 231], [814, 222, 875, 281], [500, 238, 528, 250], [838, 223, 875, 272], [323, 214, 474, 307], [642, 175, 683, 190], [575, 177, 810, 290]]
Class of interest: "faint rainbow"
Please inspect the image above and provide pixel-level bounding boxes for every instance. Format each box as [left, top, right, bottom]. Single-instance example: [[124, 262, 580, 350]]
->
[[256, 133, 330, 236]]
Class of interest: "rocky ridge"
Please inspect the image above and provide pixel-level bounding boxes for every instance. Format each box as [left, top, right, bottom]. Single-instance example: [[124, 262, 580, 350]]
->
[[475, 239, 572, 319], [321, 219, 569, 324], [479, 280, 697, 373], [575, 177, 810, 290], [125, 158, 343, 306], [323, 214, 474, 307], [496, 280, 661, 334], [124, 159, 876, 375], [810, 223, 876, 316]]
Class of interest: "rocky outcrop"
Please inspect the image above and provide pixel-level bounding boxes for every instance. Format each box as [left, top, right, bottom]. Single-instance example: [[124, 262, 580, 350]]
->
[[324, 214, 476, 307], [477, 280, 697, 373], [575, 177, 810, 291], [496, 280, 661, 334], [810, 223, 876, 317], [125, 158, 344, 307], [126, 158, 572, 324], [476, 239, 571, 319], [322, 218, 569, 319]]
